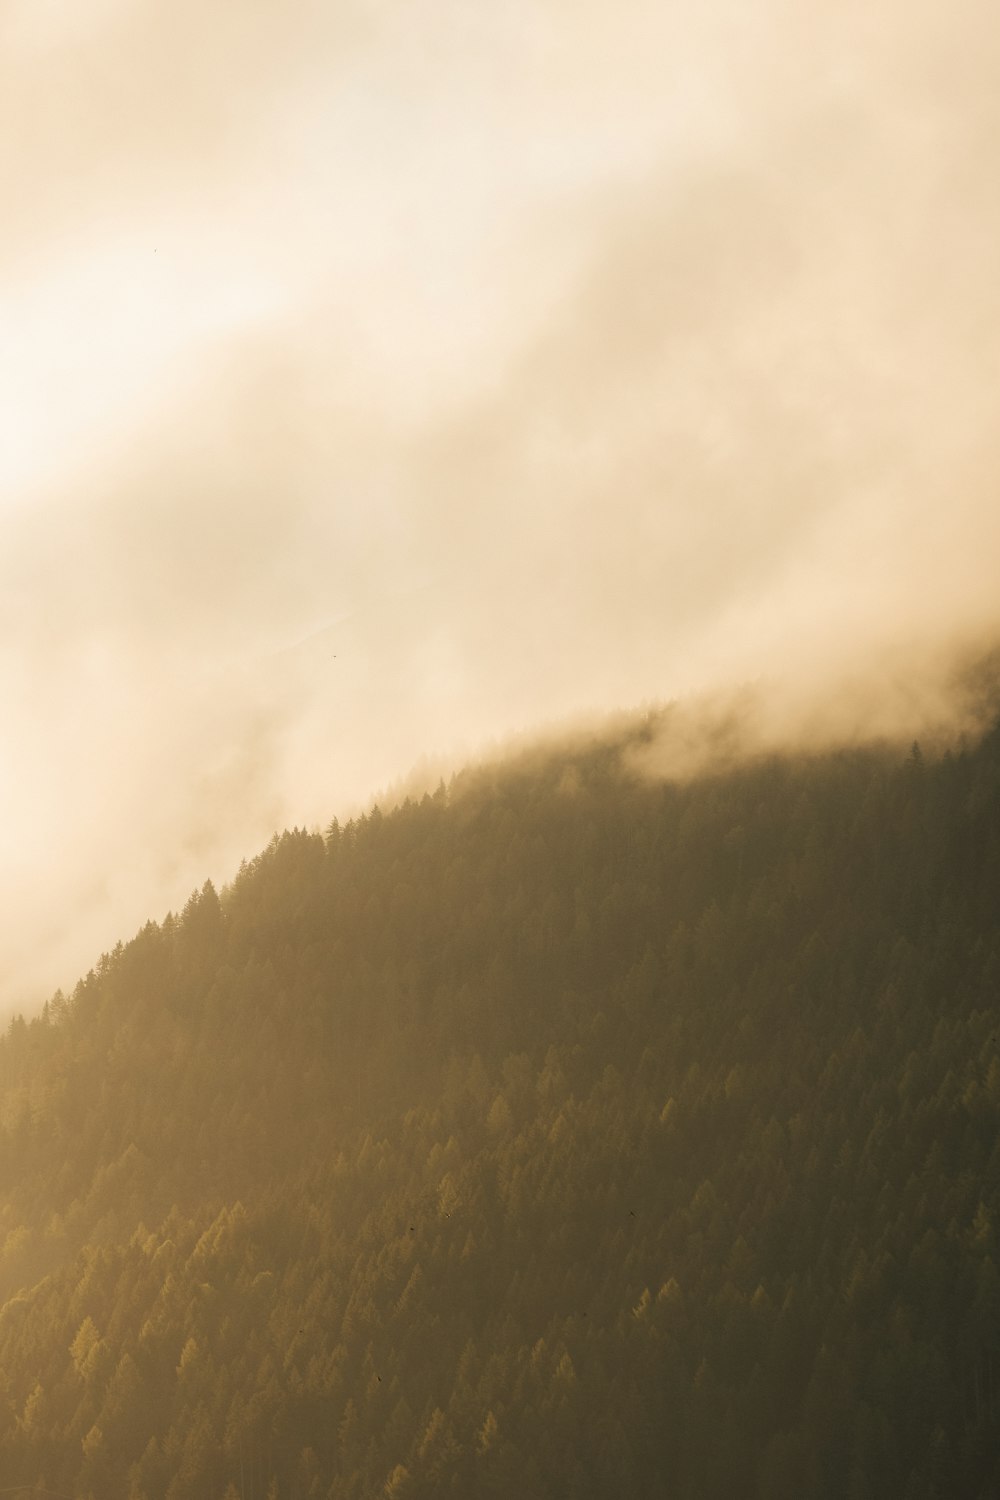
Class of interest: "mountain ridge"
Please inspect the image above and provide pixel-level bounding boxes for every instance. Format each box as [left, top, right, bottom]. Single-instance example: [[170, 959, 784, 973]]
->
[[0, 710, 998, 1496]]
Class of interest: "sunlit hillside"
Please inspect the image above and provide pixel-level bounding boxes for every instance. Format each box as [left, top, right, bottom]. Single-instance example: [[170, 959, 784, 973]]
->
[[0, 705, 998, 1498]]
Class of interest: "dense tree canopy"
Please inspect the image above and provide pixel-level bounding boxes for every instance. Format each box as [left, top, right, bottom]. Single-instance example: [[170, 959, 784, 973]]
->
[[0, 710, 999, 1497]]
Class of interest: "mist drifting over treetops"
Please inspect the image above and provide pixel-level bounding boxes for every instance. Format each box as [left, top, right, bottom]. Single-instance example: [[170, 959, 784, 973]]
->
[[1, 0, 999, 1007]]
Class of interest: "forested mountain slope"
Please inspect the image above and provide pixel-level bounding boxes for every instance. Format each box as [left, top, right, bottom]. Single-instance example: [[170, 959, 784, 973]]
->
[[1, 713, 1000, 1498]]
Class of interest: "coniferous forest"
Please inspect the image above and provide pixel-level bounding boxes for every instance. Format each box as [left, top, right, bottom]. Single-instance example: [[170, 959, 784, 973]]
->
[[1, 710, 1000, 1498]]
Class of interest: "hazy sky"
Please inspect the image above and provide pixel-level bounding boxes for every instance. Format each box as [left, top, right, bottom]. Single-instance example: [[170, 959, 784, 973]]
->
[[2, 0, 999, 1008]]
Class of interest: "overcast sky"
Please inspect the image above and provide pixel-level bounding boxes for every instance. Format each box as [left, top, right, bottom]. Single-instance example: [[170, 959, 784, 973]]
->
[[2, 0, 999, 1009]]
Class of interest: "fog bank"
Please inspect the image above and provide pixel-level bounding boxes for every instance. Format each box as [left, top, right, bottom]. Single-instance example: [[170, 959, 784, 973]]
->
[[2, 0, 999, 1008]]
